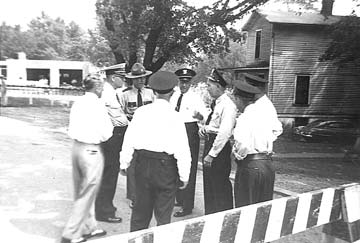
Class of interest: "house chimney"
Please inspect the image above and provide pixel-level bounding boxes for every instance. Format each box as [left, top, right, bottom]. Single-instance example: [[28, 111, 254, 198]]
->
[[320, 0, 334, 16]]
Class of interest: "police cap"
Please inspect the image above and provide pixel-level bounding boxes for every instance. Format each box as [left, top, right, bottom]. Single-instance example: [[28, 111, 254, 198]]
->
[[232, 80, 261, 98], [207, 68, 227, 87], [175, 68, 196, 82], [102, 63, 126, 76], [243, 73, 268, 87], [148, 71, 178, 94]]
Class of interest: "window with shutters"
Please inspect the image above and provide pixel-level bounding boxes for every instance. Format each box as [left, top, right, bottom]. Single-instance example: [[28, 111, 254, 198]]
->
[[294, 75, 310, 106]]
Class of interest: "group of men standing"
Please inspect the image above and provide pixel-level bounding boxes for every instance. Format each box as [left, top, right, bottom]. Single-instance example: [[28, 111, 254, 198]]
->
[[60, 62, 283, 243]]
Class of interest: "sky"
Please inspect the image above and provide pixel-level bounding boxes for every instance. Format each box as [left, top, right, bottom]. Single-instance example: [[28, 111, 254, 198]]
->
[[0, 0, 358, 30]]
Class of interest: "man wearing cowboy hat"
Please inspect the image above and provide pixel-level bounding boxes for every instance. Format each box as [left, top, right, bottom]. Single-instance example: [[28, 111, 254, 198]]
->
[[95, 63, 127, 223], [117, 62, 155, 208], [199, 68, 237, 215], [170, 68, 208, 217], [120, 71, 191, 231]]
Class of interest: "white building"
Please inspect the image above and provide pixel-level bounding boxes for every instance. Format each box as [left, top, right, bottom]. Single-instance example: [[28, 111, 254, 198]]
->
[[0, 52, 96, 87]]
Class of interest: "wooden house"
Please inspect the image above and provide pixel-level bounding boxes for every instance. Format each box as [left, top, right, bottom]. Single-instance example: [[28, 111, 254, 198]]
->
[[223, 10, 360, 126]]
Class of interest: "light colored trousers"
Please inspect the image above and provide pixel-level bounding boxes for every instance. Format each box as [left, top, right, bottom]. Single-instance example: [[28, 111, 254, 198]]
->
[[62, 140, 104, 240]]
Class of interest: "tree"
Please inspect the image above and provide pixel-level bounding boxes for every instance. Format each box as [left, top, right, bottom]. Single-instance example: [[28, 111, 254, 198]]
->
[[95, 0, 270, 72], [0, 23, 29, 60], [320, 10, 360, 66]]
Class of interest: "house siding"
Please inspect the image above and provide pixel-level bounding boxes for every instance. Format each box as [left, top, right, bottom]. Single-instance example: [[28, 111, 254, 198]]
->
[[268, 24, 360, 119], [245, 17, 272, 64]]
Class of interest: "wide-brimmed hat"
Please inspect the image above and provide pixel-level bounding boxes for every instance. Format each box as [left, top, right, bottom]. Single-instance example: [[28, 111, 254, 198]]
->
[[243, 73, 268, 87], [125, 63, 152, 79], [232, 79, 261, 98]]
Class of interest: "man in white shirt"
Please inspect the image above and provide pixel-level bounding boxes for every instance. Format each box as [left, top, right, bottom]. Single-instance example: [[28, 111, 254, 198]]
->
[[61, 73, 113, 243], [231, 77, 283, 208], [199, 69, 237, 215], [120, 71, 191, 232], [171, 68, 208, 217], [118, 63, 155, 208], [95, 63, 127, 223]]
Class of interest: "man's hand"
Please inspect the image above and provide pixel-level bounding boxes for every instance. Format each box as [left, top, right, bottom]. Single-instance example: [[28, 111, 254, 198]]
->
[[119, 169, 127, 176], [203, 154, 214, 167], [192, 111, 204, 121], [198, 126, 207, 138], [179, 180, 188, 190]]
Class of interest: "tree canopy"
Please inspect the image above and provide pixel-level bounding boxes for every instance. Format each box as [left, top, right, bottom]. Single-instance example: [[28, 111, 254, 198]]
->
[[95, 0, 270, 72], [320, 6, 360, 66], [0, 12, 115, 66]]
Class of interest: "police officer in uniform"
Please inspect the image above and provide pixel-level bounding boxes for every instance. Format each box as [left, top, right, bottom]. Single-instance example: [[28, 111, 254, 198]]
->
[[120, 71, 191, 231], [199, 69, 237, 215], [95, 63, 127, 223], [231, 78, 282, 207], [171, 68, 208, 217], [117, 63, 155, 208]]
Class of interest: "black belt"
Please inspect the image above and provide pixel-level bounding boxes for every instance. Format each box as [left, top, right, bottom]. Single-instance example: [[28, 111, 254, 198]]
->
[[136, 149, 175, 161], [244, 153, 272, 161]]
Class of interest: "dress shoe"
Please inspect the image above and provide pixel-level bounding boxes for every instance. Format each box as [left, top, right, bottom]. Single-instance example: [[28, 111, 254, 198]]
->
[[173, 208, 192, 217], [83, 229, 107, 239], [96, 216, 122, 223], [60, 237, 86, 243]]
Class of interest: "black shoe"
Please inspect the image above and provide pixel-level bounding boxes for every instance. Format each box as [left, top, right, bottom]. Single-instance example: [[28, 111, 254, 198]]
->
[[83, 229, 107, 239], [174, 202, 183, 207], [173, 208, 192, 217], [60, 237, 86, 243], [96, 216, 122, 223]]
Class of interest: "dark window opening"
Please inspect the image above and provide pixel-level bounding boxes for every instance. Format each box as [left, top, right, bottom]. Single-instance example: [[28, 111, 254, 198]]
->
[[255, 30, 261, 59], [26, 69, 50, 85], [0, 65, 7, 78], [294, 75, 310, 105], [60, 69, 82, 87]]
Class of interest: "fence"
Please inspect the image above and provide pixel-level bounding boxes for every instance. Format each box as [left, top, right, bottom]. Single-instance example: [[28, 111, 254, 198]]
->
[[93, 183, 360, 243]]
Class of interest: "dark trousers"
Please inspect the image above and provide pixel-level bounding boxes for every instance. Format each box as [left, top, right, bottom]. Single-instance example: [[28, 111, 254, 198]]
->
[[95, 126, 127, 218], [175, 122, 199, 212], [130, 150, 178, 232], [126, 160, 136, 202], [202, 134, 233, 215], [234, 155, 275, 208]]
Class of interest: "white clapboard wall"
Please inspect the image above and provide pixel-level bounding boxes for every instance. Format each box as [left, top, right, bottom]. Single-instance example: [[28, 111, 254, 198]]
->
[[94, 183, 360, 243]]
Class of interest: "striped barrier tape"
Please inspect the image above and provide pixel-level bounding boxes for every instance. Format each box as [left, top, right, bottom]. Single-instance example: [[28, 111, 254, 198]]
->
[[94, 183, 360, 243]]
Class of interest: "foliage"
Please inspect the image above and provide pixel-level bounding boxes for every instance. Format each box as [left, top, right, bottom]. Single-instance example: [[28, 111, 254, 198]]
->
[[0, 12, 114, 64], [0, 23, 29, 60], [273, 0, 319, 10], [320, 14, 360, 66], [95, 0, 270, 72]]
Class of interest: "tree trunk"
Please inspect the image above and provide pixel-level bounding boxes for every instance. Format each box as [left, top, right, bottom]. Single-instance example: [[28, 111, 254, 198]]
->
[[320, 0, 335, 16]]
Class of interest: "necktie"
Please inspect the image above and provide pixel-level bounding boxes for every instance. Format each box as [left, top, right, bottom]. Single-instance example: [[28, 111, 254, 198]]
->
[[175, 93, 183, 112], [205, 100, 216, 125], [137, 89, 143, 107]]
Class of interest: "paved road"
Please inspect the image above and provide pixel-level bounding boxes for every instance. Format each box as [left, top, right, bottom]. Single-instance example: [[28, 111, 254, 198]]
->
[[0, 116, 350, 243]]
